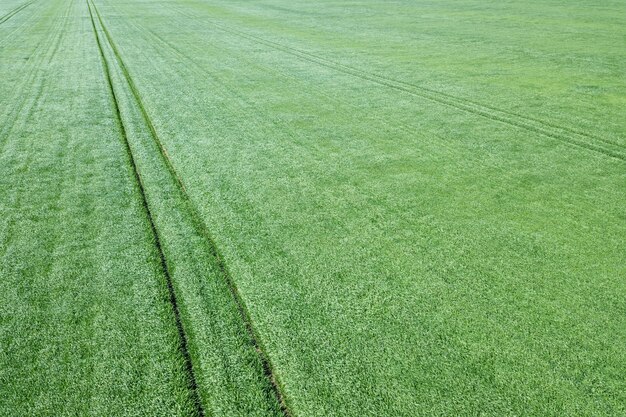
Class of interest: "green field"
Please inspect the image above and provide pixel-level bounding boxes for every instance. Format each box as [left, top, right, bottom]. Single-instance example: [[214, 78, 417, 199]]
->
[[1, 0, 625, 415]]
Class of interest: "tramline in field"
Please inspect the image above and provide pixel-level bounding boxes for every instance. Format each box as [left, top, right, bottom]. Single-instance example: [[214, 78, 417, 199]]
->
[[1, 0, 625, 415]]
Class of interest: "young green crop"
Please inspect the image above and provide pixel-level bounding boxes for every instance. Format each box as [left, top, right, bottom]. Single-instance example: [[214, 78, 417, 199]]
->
[[1, 1, 196, 414], [93, 0, 626, 414], [2, 0, 625, 415]]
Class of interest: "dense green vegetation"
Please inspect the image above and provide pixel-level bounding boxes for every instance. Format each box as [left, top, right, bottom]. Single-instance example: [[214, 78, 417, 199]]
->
[[0, 1, 196, 414], [1, 0, 625, 415]]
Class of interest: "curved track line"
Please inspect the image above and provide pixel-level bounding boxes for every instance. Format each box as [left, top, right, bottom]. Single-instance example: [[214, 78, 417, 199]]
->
[[91, 2, 293, 415], [86, 2, 205, 416]]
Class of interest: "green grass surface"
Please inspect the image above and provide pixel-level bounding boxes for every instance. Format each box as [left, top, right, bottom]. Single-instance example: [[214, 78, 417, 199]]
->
[[0, 1, 196, 414], [1, 0, 625, 415]]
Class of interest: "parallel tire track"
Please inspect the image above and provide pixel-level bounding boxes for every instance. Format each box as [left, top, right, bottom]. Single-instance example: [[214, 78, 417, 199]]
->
[[0, 0, 36, 24], [139, 19, 488, 171], [86, 2, 205, 416], [0, 0, 72, 264], [0, 0, 70, 154], [118, 14, 615, 233], [90, 2, 293, 415], [202, 18, 626, 162], [0, 0, 43, 48]]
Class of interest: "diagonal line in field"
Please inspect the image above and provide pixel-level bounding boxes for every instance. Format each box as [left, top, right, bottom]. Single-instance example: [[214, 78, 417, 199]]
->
[[204, 19, 626, 163], [0, 0, 36, 25], [89, 1, 293, 415], [86, 2, 206, 416], [0, 0, 72, 155]]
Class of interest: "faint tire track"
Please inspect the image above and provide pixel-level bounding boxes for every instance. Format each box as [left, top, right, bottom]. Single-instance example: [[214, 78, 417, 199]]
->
[[0, 0, 72, 155], [110, 8, 618, 235], [0, 0, 72, 271], [0, 0, 36, 25], [195, 16, 625, 162], [0, 3, 42, 49]]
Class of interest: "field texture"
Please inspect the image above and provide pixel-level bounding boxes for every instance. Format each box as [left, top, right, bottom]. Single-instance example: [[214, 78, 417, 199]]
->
[[1, 0, 625, 415]]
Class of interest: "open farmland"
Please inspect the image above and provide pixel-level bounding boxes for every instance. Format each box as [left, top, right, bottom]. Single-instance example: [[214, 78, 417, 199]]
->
[[1, 0, 625, 415]]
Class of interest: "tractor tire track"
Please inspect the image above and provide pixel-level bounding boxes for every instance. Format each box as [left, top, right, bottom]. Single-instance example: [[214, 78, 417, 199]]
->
[[214, 19, 624, 150], [199, 17, 626, 162], [0, 2, 43, 49], [116, 15, 475, 181], [86, 2, 205, 416], [112, 1, 624, 248], [90, 2, 293, 415], [0, 0, 36, 25], [0, 0, 71, 268], [108, 8, 622, 234], [126, 13, 501, 163], [0, 0, 71, 155]]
